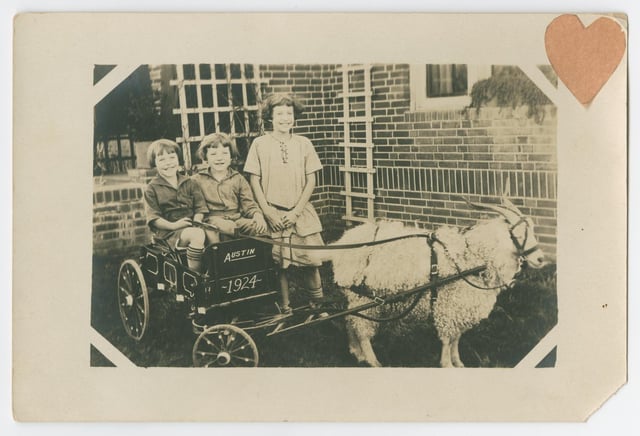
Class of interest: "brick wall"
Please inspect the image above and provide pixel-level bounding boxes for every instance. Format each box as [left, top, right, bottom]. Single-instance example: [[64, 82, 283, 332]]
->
[[258, 64, 557, 256], [371, 103, 557, 254], [93, 183, 150, 255]]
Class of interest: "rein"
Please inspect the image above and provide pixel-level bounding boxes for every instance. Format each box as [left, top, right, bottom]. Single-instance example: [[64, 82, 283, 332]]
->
[[245, 230, 435, 250], [432, 214, 538, 291], [431, 236, 510, 292], [350, 290, 428, 323], [195, 206, 537, 293], [195, 220, 435, 251]]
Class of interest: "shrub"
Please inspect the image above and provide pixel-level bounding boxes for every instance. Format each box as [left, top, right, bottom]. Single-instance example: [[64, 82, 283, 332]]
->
[[468, 66, 555, 123]]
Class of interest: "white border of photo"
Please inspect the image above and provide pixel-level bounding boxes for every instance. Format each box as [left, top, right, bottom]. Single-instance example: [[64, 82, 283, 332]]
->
[[5, 1, 638, 435]]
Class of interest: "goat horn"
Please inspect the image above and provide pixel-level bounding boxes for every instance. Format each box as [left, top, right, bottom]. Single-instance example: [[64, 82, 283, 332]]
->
[[456, 195, 514, 220], [500, 196, 523, 216]]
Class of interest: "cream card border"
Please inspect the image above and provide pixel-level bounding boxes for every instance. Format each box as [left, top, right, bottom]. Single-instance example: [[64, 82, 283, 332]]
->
[[12, 13, 627, 422]]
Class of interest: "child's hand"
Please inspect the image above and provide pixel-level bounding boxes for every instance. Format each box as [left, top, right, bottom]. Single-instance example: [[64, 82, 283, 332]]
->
[[281, 211, 299, 228], [264, 206, 285, 231], [172, 217, 193, 230], [236, 218, 255, 233], [252, 214, 267, 234]]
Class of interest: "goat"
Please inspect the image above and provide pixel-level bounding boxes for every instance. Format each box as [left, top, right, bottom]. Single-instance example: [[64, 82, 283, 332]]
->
[[327, 198, 546, 367]]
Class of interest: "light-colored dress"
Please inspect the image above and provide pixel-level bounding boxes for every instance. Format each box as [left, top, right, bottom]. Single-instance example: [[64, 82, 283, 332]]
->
[[244, 133, 324, 267]]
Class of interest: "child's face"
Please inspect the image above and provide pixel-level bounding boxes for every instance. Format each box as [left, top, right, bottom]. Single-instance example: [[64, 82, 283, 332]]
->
[[155, 150, 179, 179], [206, 145, 232, 172], [271, 105, 294, 134]]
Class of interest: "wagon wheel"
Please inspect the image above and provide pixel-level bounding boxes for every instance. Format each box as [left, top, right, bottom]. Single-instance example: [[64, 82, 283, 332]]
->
[[192, 324, 259, 368], [117, 259, 150, 341]]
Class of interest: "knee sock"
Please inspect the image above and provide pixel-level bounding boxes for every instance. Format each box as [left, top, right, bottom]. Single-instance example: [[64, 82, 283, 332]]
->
[[306, 267, 324, 301], [279, 270, 290, 309], [308, 286, 324, 301], [186, 246, 204, 273]]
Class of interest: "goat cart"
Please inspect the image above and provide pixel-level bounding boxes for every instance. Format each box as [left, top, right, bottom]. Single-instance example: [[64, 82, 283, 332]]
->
[[116, 233, 486, 368]]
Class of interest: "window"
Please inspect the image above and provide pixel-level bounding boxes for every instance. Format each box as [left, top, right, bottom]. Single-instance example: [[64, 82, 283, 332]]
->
[[426, 64, 468, 98], [93, 135, 135, 176], [410, 64, 491, 111]]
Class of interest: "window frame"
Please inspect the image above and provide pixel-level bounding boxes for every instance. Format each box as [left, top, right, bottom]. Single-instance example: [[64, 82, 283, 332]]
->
[[410, 64, 492, 111]]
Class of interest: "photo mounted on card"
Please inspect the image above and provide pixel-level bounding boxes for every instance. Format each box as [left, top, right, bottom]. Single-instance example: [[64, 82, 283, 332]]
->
[[13, 13, 627, 421]]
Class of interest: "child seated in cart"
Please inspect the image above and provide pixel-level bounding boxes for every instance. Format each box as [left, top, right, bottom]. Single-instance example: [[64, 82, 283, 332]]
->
[[143, 139, 208, 273], [191, 133, 268, 244]]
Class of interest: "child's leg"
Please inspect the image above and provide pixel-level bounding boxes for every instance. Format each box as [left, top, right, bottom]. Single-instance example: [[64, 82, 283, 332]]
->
[[203, 228, 220, 245], [178, 227, 206, 272], [305, 266, 324, 302], [208, 216, 237, 236], [278, 269, 291, 312]]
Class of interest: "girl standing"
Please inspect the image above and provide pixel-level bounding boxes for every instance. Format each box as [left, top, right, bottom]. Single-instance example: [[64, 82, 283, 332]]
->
[[244, 94, 324, 314]]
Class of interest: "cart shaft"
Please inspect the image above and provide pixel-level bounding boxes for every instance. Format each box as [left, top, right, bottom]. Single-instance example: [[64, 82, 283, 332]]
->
[[267, 264, 486, 336]]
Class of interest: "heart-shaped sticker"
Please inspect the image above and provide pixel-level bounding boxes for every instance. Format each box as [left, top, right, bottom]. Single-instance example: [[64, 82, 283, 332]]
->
[[545, 14, 626, 105]]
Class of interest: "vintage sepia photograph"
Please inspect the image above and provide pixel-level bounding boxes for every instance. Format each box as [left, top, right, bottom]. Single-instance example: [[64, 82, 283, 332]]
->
[[12, 12, 628, 422], [91, 63, 557, 368]]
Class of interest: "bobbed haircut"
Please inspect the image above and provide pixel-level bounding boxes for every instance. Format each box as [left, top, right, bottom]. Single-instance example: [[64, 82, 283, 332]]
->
[[260, 93, 305, 125], [146, 139, 183, 168], [197, 132, 239, 162]]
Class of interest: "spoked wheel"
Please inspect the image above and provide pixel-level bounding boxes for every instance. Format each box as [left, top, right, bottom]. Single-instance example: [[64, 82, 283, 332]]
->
[[192, 324, 259, 367], [117, 259, 149, 341]]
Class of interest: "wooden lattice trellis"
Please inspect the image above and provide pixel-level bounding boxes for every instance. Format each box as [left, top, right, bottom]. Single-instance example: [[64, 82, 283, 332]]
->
[[170, 64, 265, 169], [339, 64, 376, 223]]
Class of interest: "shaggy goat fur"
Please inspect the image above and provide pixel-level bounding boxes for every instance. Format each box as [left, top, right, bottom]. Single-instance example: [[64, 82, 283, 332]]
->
[[327, 206, 545, 367]]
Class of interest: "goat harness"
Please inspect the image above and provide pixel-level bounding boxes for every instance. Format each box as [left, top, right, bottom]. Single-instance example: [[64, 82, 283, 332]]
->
[[507, 216, 540, 264]]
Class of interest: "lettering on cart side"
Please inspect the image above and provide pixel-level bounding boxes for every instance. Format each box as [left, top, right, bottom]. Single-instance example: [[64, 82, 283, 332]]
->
[[224, 274, 262, 294], [223, 248, 256, 263]]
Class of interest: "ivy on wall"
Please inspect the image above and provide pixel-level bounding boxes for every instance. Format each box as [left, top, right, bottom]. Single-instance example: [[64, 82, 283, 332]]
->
[[468, 66, 556, 123]]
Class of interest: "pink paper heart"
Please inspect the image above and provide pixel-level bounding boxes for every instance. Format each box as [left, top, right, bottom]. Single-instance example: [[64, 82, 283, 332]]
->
[[545, 15, 626, 105]]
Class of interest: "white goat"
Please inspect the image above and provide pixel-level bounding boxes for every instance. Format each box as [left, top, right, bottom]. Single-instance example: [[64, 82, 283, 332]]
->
[[327, 198, 546, 367]]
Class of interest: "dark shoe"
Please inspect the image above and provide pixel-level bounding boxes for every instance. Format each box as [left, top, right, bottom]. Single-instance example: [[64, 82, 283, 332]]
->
[[276, 302, 293, 315], [308, 300, 329, 318]]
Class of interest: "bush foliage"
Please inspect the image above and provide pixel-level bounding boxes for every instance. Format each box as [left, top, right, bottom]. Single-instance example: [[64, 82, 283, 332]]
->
[[468, 66, 555, 123]]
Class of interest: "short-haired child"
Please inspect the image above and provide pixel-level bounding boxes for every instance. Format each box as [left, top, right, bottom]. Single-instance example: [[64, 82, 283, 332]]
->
[[192, 133, 267, 244], [144, 139, 207, 272]]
